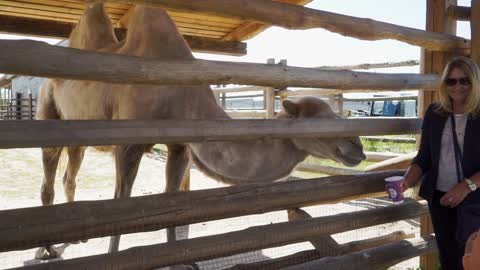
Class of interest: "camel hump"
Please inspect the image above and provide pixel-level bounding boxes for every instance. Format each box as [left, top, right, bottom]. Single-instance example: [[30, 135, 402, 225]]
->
[[121, 5, 194, 60], [69, 2, 118, 50]]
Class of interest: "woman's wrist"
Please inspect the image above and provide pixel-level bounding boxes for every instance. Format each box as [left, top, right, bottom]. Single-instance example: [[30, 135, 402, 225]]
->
[[402, 176, 416, 189]]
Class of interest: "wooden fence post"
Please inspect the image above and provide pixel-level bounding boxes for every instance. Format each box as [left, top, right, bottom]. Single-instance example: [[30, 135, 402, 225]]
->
[[221, 92, 226, 109], [337, 93, 344, 115], [265, 58, 276, 119], [420, 1, 459, 269], [277, 59, 288, 109], [471, 0, 480, 65]]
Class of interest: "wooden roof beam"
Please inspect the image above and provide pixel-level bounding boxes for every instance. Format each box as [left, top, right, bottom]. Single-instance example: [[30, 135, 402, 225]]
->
[[106, 0, 469, 51], [447, 5, 471, 21], [0, 15, 247, 56]]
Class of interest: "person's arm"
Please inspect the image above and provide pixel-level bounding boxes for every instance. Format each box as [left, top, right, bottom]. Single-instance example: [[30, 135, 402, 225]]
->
[[401, 163, 423, 192], [440, 170, 480, 208]]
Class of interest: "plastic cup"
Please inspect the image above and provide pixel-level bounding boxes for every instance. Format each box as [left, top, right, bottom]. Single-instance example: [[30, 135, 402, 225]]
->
[[385, 176, 404, 203]]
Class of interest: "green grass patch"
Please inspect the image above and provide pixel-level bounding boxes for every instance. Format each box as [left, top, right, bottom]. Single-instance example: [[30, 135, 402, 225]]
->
[[361, 138, 416, 154]]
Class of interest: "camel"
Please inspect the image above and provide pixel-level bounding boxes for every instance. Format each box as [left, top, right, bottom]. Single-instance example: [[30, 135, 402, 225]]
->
[[34, 1, 366, 261]]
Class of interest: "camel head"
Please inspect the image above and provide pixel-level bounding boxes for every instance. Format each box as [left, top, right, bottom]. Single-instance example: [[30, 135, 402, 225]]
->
[[280, 97, 366, 166]]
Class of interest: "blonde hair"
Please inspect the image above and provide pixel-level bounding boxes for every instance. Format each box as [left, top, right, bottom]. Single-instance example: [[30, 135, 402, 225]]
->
[[438, 56, 480, 116]]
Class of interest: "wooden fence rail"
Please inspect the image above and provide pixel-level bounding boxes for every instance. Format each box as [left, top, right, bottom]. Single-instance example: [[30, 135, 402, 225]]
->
[[228, 231, 414, 270], [108, 0, 469, 51], [0, 118, 421, 148], [14, 200, 428, 270], [0, 40, 440, 90], [0, 170, 404, 251], [284, 235, 436, 270]]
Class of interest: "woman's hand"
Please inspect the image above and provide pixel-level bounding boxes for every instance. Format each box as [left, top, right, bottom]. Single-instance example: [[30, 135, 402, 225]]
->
[[440, 181, 471, 208], [401, 177, 412, 193]]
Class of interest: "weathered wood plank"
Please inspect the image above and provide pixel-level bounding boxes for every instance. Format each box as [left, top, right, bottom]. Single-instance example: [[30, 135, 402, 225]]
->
[[295, 163, 363, 176], [365, 152, 417, 172], [317, 60, 420, 70], [0, 40, 440, 90], [107, 0, 469, 51], [365, 151, 401, 162], [447, 5, 470, 21], [0, 170, 405, 252], [0, 15, 247, 56], [0, 118, 421, 148], [12, 200, 428, 270], [283, 235, 436, 270], [228, 231, 413, 270]]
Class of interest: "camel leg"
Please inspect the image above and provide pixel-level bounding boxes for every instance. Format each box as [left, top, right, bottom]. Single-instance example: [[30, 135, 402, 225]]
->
[[63, 147, 88, 246], [108, 145, 145, 253], [63, 147, 86, 202], [165, 145, 190, 242], [35, 147, 63, 260]]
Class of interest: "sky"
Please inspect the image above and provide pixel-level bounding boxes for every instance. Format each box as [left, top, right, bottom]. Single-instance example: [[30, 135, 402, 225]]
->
[[0, 0, 473, 89], [195, 0, 471, 70]]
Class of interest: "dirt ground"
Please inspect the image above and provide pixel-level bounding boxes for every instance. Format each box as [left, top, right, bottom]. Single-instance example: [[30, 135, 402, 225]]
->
[[0, 148, 420, 269]]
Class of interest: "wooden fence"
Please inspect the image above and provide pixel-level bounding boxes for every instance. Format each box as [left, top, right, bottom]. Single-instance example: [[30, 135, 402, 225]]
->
[[0, 0, 475, 269], [0, 170, 435, 270]]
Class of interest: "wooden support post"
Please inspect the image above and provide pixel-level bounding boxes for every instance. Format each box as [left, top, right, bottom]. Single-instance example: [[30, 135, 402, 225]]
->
[[419, 1, 459, 269], [278, 59, 288, 104], [221, 92, 226, 109], [288, 208, 340, 253], [337, 94, 344, 115], [265, 58, 276, 118], [471, 0, 480, 65]]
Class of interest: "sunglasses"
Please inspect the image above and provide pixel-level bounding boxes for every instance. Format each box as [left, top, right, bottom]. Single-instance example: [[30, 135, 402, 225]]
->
[[445, 77, 471, 86]]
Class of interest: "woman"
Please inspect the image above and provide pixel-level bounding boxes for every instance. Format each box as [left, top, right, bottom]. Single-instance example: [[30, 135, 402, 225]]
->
[[401, 56, 480, 270]]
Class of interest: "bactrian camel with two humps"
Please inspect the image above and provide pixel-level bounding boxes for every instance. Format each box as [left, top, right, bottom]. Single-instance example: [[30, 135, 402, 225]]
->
[[35, 1, 366, 261]]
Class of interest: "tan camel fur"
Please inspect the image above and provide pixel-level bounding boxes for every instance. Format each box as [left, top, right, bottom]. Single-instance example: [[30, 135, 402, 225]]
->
[[35, 2, 366, 260]]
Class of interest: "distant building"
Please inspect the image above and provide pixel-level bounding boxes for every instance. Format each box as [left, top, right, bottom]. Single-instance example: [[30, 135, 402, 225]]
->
[[0, 74, 44, 101]]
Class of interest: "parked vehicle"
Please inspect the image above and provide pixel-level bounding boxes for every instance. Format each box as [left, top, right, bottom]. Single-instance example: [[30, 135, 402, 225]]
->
[[370, 99, 417, 117]]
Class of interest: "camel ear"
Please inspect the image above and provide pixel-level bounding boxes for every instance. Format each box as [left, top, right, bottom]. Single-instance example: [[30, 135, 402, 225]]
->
[[282, 100, 299, 116]]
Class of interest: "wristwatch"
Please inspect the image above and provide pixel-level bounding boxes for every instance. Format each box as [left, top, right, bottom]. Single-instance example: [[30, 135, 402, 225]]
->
[[465, 178, 477, 192]]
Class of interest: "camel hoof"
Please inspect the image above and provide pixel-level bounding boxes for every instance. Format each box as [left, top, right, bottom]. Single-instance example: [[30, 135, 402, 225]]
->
[[34, 245, 66, 260], [47, 245, 63, 258], [34, 247, 49, 260]]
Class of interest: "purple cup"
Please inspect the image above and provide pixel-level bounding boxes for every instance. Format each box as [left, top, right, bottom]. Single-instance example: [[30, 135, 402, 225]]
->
[[385, 176, 404, 203]]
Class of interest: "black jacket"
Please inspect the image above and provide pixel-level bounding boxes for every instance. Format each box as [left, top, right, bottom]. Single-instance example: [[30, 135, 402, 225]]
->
[[413, 103, 480, 204]]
